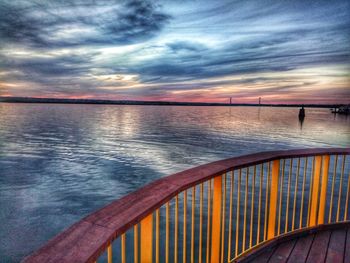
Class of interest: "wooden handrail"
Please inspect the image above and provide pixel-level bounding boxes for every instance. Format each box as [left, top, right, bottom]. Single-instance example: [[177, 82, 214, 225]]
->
[[22, 148, 350, 263]]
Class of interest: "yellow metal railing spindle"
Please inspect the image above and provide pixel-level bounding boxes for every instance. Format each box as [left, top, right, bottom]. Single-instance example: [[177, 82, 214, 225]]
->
[[191, 187, 196, 263], [156, 209, 160, 263], [166, 202, 170, 263], [134, 225, 138, 263], [292, 158, 300, 231], [206, 180, 212, 263], [141, 213, 153, 263], [285, 159, 293, 233], [227, 171, 234, 262], [257, 164, 263, 244], [121, 234, 126, 263], [220, 174, 226, 263], [318, 155, 330, 224], [264, 163, 271, 240], [299, 158, 308, 228], [249, 166, 256, 248], [199, 183, 203, 263], [243, 168, 249, 251], [277, 159, 285, 235], [328, 155, 338, 223], [174, 195, 179, 263], [210, 175, 222, 263], [345, 170, 350, 221], [306, 157, 315, 226], [267, 160, 280, 239], [183, 191, 187, 263], [107, 244, 112, 263], [309, 156, 322, 226], [336, 155, 346, 221], [235, 170, 241, 257]]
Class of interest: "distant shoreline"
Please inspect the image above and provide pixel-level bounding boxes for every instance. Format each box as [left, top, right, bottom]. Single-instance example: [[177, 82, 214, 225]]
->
[[0, 97, 345, 108]]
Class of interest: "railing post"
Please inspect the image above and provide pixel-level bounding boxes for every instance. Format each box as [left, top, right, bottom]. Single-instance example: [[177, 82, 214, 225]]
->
[[134, 225, 138, 263], [318, 155, 330, 224], [107, 244, 112, 263], [309, 156, 322, 226], [267, 160, 280, 239], [141, 213, 153, 263], [210, 175, 222, 263]]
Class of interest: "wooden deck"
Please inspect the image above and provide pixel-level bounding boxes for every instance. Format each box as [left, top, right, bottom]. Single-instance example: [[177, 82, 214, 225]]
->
[[235, 222, 350, 263]]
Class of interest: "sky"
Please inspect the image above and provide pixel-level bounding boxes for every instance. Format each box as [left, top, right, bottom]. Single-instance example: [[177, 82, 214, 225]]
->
[[0, 0, 349, 103]]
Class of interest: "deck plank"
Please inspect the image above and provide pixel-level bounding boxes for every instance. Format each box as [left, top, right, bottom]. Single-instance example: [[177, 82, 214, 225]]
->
[[268, 239, 296, 263], [306, 230, 331, 263], [344, 227, 350, 263], [235, 223, 350, 263], [287, 234, 314, 263], [249, 247, 276, 263], [325, 228, 347, 263]]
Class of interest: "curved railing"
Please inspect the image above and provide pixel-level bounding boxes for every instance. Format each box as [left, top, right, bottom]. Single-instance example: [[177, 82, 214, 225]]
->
[[23, 148, 350, 263]]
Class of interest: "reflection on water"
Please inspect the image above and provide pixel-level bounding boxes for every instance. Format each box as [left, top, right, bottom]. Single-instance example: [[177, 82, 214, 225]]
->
[[299, 115, 305, 130], [0, 104, 349, 262]]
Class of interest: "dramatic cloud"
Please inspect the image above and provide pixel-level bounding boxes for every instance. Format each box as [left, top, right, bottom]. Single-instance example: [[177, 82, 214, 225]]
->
[[0, 0, 170, 47], [0, 0, 349, 103]]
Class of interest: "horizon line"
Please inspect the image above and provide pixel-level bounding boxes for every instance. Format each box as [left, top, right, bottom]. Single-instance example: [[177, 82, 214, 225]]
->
[[0, 96, 348, 107]]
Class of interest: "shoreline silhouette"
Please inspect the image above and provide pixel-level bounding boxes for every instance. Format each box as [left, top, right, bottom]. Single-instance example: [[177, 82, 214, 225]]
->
[[0, 97, 345, 108]]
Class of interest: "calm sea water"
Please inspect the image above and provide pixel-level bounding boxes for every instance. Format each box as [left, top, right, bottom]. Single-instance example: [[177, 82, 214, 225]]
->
[[0, 103, 349, 262]]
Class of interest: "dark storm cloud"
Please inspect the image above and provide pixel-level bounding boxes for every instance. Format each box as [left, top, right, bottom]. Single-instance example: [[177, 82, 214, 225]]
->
[[0, 0, 170, 48], [133, 42, 349, 84], [130, 1, 350, 83], [103, 0, 170, 44], [0, 54, 93, 77], [0, 50, 105, 97], [167, 41, 207, 53]]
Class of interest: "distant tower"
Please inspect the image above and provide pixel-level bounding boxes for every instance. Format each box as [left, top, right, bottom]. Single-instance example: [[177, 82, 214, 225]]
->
[[230, 97, 232, 104], [259, 97, 261, 105]]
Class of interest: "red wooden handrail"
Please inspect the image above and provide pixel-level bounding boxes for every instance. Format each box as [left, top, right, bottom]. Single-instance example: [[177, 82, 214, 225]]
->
[[22, 148, 350, 263]]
